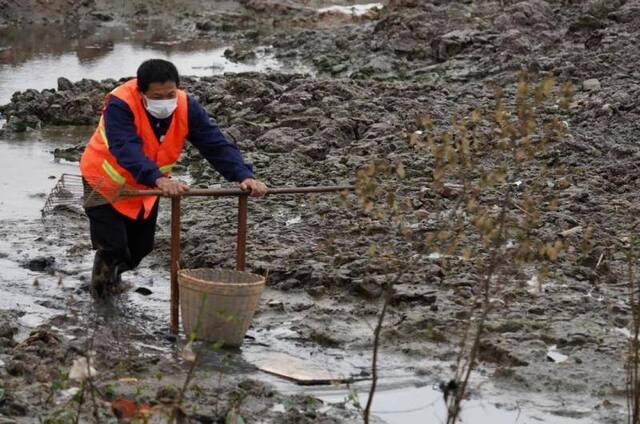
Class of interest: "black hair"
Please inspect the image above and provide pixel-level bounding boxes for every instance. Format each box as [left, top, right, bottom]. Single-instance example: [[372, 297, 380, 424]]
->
[[136, 59, 180, 92]]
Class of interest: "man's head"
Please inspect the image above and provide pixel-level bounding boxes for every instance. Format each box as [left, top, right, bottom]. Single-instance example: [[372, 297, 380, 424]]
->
[[137, 59, 180, 100]]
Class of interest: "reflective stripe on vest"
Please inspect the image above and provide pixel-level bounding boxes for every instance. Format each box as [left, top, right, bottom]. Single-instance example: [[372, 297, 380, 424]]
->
[[101, 160, 126, 186], [98, 117, 109, 148], [159, 163, 175, 173]]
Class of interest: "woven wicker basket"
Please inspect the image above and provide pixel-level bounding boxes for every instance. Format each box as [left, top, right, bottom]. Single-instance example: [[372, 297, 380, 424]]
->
[[178, 268, 265, 346]]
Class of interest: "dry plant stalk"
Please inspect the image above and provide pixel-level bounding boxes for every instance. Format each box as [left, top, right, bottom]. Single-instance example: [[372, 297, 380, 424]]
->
[[354, 71, 573, 423], [422, 72, 572, 423]]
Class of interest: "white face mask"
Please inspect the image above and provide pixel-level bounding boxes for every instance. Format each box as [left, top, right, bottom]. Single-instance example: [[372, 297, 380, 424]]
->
[[143, 95, 177, 119]]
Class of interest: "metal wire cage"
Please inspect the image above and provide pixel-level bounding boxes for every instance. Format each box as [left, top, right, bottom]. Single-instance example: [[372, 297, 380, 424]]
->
[[41, 173, 114, 218]]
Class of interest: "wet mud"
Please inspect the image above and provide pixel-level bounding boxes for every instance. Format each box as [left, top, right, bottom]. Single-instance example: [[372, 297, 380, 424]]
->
[[2, 0, 640, 422]]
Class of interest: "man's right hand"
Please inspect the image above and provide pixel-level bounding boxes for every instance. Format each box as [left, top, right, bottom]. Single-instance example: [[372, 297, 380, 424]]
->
[[156, 177, 190, 196]]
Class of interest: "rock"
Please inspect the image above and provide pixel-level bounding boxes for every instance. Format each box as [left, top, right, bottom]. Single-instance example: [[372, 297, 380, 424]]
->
[[0, 322, 17, 339], [156, 385, 180, 403], [352, 279, 383, 299], [134, 287, 153, 296], [6, 360, 29, 376], [495, 0, 554, 29], [330, 63, 348, 74], [569, 15, 606, 32], [528, 306, 545, 315], [356, 55, 393, 75], [431, 30, 477, 62], [478, 340, 529, 367], [195, 20, 214, 31], [391, 284, 437, 305], [224, 46, 257, 63], [242, 0, 305, 13], [584, 0, 624, 18], [56, 77, 73, 91], [388, 30, 420, 55], [90, 11, 113, 21], [0, 391, 27, 416], [583, 79, 601, 92], [53, 144, 84, 162], [609, 0, 640, 22], [255, 127, 303, 153], [305, 285, 326, 298], [22, 256, 55, 272]]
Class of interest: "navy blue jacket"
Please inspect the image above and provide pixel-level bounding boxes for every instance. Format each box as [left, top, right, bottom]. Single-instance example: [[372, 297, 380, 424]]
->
[[104, 96, 254, 187]]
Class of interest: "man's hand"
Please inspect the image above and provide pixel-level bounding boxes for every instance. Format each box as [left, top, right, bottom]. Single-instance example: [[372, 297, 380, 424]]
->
[[240, 178, 268, 197], [156, 177, 189, 196]]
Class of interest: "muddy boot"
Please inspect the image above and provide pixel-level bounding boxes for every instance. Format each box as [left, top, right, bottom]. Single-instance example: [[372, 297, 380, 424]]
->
[[90, 250, 112, 298], [107, 262, 132, 295]]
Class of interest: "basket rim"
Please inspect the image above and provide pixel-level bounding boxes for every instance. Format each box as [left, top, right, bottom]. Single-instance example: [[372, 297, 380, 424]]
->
[[178, 268, 266, 287]]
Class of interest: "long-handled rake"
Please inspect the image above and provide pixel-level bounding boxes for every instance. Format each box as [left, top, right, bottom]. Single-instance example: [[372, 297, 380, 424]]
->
[[44, 173, 354, 334]]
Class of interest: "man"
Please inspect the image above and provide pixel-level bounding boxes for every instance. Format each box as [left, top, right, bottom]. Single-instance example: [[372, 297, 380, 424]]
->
[[80, 59, 267, 297]]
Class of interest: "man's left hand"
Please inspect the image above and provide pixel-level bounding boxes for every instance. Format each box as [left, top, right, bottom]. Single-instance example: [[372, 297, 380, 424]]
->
[[240, 178, 268, 197]]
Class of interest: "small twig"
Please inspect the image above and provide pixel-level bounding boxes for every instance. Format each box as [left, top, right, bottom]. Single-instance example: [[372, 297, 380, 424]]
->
[[74, 381, 86, 424], [363, 270, 404, 424], [171, 293, 209, 422], [363, 287, 392, 424], [595, 253, 604, 270], [513, 201, 534, 217], [447, 181, 512, 424]]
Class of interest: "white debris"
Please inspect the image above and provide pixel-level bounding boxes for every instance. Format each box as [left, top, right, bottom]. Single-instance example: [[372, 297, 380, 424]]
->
[[318, 3, 383, 16], [271, 404, 286, 413], [69, 357, 98, 381], [527, 275, 540, 294], [181, 340, 196, 362], [285, 216, 302, 226], [55, 387, 80, 405], [615, 327, 633, 339], [546, 345, 568, 363]]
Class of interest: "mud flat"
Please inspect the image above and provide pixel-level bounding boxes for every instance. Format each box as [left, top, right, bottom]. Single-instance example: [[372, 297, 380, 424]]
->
[[2, 0, 640, 422]]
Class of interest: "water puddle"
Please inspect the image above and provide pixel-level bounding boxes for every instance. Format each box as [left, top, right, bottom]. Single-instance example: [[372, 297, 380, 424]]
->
[[248, 354, 598, 423], [312, 381, 595, 423], [0, 129, 85, 219], [0, 42, 304, 104]]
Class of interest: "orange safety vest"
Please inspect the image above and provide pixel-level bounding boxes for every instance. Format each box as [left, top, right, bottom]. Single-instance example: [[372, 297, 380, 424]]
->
[[80, 78, 188, 220]]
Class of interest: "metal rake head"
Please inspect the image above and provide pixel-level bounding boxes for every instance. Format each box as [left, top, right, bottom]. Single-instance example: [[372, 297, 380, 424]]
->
[[41, 174, 118, 219]]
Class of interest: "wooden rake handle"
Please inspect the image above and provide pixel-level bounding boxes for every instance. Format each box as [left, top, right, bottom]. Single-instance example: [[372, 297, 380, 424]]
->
[[122, 185, 355, 198]]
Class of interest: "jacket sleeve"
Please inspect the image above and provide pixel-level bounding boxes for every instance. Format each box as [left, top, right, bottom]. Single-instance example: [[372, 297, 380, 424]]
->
[[104, 97, 163, 187], [186, 96, 254, 182]]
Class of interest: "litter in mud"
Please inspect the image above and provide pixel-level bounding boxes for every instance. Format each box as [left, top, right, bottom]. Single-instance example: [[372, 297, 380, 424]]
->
[[318, 3, 383, 16], [68, 356, 98, 381], [252, 352, 354, 385], [546, 346, 569, 364], [53, 387, 80, 405]]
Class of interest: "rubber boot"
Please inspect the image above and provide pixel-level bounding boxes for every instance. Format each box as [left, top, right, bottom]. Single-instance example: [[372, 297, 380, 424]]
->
[[90, 250, 112, 298], [108, 261, 132, 295]]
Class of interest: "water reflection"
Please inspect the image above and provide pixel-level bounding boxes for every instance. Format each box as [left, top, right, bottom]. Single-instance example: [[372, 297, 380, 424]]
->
[[0, 23, 203, 65], [0, 24, 306, 104]]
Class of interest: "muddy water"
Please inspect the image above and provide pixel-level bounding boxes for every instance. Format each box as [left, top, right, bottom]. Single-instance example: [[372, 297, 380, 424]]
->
[[0, 25, 306, 105], [0, 130, 84, 219], [310, 382, 593, 424]]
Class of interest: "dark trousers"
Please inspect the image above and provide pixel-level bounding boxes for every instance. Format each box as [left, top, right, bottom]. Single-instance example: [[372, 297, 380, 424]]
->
[[85, 201, 159, 271]]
